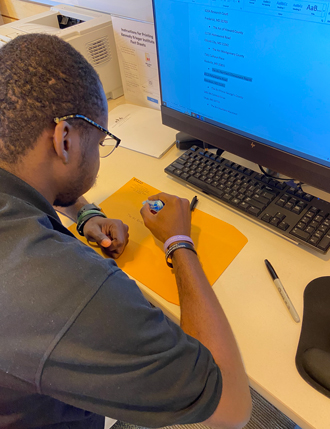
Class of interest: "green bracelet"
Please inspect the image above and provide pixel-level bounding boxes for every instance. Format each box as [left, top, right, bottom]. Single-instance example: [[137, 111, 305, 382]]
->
[[76, 210, 107, 236], [77, 209, 106, 226]]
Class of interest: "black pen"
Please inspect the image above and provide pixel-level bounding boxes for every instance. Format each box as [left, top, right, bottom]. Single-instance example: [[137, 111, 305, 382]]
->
[[190, 195, 199, 212], [264, 259, 300, 323]]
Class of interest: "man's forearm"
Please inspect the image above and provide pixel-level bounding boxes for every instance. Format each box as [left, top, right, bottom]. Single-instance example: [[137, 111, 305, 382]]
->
[[54, 196, 89, 222], [172, 248, 251, 429]]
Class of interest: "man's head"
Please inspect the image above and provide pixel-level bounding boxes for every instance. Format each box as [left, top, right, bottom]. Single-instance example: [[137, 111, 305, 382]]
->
[[0, 33, 109, 206]]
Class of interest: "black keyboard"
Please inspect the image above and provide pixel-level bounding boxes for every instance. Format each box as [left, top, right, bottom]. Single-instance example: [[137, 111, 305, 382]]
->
[[165, 146, 330, 254]]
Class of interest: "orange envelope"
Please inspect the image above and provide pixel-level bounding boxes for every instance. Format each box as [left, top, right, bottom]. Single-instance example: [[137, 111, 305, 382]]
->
[[69, 177, 248, 305]]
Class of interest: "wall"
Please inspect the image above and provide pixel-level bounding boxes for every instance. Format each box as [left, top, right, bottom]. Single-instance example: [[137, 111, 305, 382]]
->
[[0, 0, 49, 24], [8, 0, 154, 21]]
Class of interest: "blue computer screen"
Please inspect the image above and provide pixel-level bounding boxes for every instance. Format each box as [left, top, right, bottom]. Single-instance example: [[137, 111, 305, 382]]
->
[[153, 0, 330, 168]]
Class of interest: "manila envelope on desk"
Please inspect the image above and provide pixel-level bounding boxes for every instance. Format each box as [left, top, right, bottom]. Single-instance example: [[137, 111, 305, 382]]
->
[[69, 178, 248, 305]]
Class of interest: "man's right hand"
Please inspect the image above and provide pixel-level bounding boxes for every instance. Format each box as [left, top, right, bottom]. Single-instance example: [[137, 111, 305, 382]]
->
[[140, 192, 191, 244]]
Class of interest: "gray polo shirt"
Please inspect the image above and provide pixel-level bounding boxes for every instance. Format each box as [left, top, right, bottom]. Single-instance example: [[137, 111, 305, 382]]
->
[[0, 167, 222, 429]]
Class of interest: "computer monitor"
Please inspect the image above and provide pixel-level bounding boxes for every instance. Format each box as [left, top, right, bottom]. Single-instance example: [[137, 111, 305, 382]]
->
[[152, 0, 330, 194]]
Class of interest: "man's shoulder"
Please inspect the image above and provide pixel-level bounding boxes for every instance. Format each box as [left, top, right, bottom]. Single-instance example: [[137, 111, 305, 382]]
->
[[0, 191, 122, 386]]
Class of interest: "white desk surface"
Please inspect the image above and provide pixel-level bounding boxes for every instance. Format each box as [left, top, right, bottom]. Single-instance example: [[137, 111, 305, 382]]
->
[[60, 98, 330, 429]]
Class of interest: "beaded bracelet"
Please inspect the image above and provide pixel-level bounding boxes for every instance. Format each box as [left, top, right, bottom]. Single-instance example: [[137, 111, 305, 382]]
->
[[165, 242, 197, 268]]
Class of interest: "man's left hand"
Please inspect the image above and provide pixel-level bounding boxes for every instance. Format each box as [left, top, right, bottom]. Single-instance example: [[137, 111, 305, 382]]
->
[[83, 216, 129, 259]]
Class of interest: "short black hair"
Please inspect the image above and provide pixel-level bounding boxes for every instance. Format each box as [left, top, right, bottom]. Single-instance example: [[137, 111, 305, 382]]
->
[[0, 33, 106, 164]]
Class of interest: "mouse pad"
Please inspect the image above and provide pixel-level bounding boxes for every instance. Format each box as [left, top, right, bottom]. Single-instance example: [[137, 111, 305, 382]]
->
[[295, 276, 330, 398]]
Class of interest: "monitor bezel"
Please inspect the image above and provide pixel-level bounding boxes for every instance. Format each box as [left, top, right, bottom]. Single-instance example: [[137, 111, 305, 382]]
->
[[161, 105, 330, 194]]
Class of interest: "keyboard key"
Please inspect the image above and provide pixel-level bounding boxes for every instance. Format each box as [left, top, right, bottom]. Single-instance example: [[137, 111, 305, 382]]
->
[[252, 194, 269, 206], [275, 212, 285, 220], [268, 179, 278, 187], [318, 234, 330, 251], [265, 186, 279, 195], [284, 202, 294, 210], [305, 211, 315, 219], [295, 189, 304, 198], [322, 219, 330, 227], [289, 197, 298, 205], [276, 182, 287, 190], [244, 197, 265, 210], [223, 193, 233, 202], [290, 228, 311, 241], [244, 168, 253, 176], [270, 217, 280, 226], [262, 213, 272, 223], [239, 201, 250, 211], [276, 198, 286, 207], [303, 194, 313, 202], [318, 225, 328, 234], [309, 236, 320, 246], [310, 220, 319, 229], [305, 226, 315, 234], [172, 162, 185, 170], [248, 206, 261, 216], [187, 176, 224, 199], [314, 230, 324, 239], [278, 221, 289, 231], [292, 205, 303, 215]]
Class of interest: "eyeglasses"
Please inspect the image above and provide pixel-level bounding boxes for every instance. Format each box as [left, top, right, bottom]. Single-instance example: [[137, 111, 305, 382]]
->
[[54, 114, 121, 158]]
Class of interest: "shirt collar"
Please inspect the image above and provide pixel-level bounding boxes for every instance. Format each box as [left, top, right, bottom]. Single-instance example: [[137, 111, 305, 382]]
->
[[0, 167, 60, 221]]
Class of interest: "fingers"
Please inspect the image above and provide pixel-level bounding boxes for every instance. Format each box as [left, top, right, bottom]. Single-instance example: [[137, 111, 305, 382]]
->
[[84, 221, 112, 248], [140, 192, 191, 243], [83, 217, 129, 259]]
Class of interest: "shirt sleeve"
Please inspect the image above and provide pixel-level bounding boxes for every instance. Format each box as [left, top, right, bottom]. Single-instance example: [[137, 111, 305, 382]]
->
[[40, 268, 222, 428]]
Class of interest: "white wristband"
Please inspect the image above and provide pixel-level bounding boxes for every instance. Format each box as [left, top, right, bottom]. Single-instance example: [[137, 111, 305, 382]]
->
[[163, 235, 194, 252]]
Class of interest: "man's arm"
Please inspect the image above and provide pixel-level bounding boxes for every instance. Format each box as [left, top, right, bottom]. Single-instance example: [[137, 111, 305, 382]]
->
[[54, 196, 89, 223], [172, 249, 252, 429], [140, 193, 252, 429], [54, 196, 129, 259]]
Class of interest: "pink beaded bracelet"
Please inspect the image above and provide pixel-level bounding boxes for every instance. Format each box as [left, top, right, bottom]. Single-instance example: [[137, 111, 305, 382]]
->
[[163, 235, 194, 252]]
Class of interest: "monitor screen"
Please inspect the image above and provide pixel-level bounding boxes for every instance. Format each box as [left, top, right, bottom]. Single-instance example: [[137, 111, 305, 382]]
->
[[152, 0, 330, 193]]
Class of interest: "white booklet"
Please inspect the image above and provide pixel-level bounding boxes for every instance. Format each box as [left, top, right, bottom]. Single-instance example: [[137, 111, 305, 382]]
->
[[111, 16, 161, 110], [108, 104, 177, 158]]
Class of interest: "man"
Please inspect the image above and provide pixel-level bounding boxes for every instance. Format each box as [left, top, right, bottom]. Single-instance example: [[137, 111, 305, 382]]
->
[[0, 34, 251, 429]]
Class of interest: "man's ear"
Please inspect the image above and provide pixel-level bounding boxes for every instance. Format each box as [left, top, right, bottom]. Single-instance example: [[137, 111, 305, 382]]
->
[[53, 121, 77, 165]]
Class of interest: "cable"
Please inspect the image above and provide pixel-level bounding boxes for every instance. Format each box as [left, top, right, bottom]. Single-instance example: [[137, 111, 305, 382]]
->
[[258, 165, 306, 191], [258, 165, 289, 181]]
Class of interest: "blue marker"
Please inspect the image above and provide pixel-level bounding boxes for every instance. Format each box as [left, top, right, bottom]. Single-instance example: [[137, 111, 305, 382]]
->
[[142, 200, 164, 212]]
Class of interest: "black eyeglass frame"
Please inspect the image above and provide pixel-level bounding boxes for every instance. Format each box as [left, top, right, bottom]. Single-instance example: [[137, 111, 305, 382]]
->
[[54, 114, 121, 154]]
